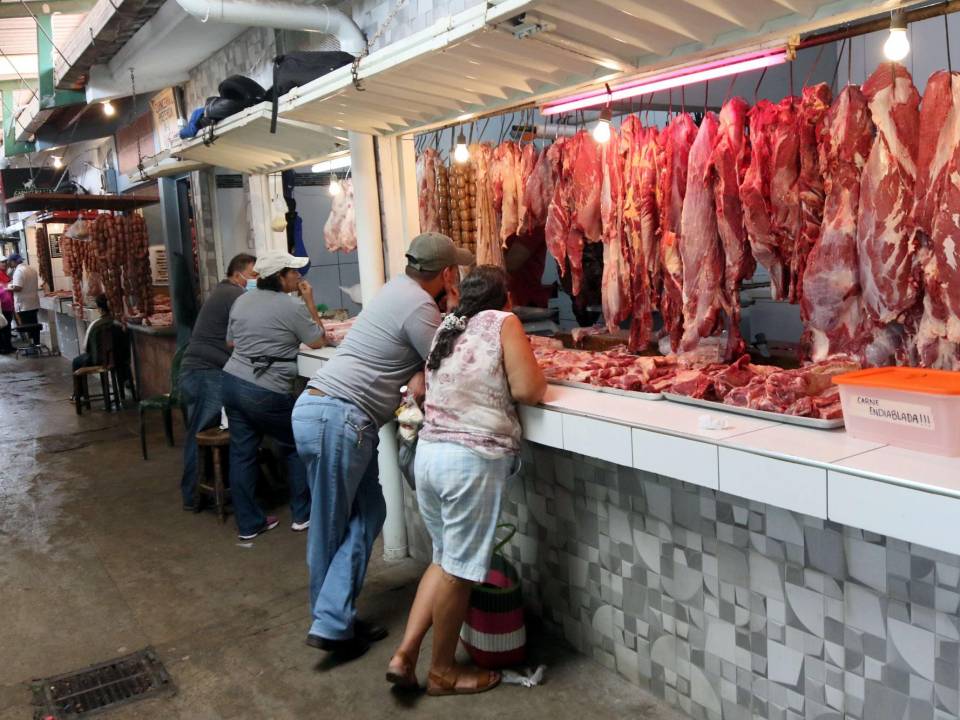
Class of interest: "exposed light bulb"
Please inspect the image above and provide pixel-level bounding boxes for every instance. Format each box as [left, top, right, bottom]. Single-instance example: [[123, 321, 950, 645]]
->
[[592, 106, 612, 144], [453, 131, 470, 163], [102, 100, 115, 117], [52, 155, 63, 169], [884, 12, 910, 61], [328, 178, 342, 196]]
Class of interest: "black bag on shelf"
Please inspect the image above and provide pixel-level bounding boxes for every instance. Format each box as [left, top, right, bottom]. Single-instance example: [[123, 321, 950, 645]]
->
[[218, 75, 267, 106], [269, 51, 355, 133], [202, 96, 246, 127]]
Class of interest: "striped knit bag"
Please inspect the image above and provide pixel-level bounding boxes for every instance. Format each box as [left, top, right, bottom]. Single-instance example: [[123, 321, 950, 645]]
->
[[460, 524, 526, 669]]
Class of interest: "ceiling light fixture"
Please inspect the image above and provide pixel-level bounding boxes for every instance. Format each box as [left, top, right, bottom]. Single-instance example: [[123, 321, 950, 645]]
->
[[592, 105, 612, 144], [102, 100, 115, 117], [883, 10, 910, 61], [328, 176, 342, 196], [542, 50, 789, 116], [51, 155, 63, 169], [453, 131, 470, 163]]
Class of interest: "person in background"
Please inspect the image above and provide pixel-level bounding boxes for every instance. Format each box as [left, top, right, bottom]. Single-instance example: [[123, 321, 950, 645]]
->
[[292, 232, 472, 660], [386, 266, 546, 696], [0, 279, 14, 354], [7, 253, 41, 345], [179, 253, 257, 512], [222, 249, 325, 541], [71, 295, 113, 371]]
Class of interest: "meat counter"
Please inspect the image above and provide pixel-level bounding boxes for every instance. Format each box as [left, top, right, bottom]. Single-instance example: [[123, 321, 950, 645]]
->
[[299, 345, 960, 557]]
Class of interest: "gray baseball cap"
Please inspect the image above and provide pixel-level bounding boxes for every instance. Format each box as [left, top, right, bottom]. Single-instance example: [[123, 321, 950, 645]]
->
[[405, 232, 474, 272]]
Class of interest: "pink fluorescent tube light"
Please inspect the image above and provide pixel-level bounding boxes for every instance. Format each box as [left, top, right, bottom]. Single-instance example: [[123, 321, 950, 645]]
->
[[541, 50, 789, 116]]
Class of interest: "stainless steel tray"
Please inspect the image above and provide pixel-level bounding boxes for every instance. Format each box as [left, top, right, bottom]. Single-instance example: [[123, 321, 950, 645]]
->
[[548, 378, 663, 400], [662, 392, 845, 429]]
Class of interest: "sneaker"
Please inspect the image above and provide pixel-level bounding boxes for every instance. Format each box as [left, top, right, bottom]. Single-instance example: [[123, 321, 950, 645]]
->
[[237, 516, 279, 541], [291, 519, 310, 532]]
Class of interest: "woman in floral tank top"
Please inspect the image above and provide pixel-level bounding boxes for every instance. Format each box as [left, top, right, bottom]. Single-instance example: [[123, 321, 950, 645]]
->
[[387, 266, 546, 696]]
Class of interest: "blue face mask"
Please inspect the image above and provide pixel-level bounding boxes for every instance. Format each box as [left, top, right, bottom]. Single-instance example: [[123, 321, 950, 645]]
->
[[245, 279, 257, 292]]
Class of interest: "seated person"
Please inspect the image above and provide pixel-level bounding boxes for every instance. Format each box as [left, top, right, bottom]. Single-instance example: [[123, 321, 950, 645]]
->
[[73, 295, 114, 372]]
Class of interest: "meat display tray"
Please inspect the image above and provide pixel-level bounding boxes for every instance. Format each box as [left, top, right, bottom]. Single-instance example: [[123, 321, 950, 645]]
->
[[661, 393, 845, 430], [548, 379, 664, 401]]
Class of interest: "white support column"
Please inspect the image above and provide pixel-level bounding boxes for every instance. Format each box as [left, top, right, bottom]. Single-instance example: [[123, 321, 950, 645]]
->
[[350, 130, 408, 562], [245, 173, 287, 255], [376, 134, 422, 278]]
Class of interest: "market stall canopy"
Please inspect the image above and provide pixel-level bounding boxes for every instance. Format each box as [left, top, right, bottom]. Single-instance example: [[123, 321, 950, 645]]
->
[[278, 0, 909, 136], [169, 104, 348, 174], [4, 191, 158, 212], [127, 149, 205, 182]]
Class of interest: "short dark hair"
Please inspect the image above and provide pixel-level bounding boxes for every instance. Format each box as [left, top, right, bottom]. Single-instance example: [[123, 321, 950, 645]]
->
[[226, 253, 256, 277], [257, 269, 296, 292], [95, 294, 110, 313], [405, 264, 442, 283]]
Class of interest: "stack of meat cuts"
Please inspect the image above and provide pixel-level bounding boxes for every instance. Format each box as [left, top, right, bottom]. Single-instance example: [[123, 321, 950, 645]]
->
[[324, 179, 357, 253]]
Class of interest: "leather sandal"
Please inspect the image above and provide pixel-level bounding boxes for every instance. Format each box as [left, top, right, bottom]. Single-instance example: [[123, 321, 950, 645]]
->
[[426, 667, 501, 696], [385, 651, 419, 689]]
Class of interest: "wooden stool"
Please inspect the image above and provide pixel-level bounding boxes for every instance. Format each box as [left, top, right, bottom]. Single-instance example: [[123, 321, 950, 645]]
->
[[196, 428, 231, 523], [74, 365, 119, 414]]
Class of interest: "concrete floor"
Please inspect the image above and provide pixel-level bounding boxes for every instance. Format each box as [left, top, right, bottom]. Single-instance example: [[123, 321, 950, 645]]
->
[[0, 352, 686, 720]]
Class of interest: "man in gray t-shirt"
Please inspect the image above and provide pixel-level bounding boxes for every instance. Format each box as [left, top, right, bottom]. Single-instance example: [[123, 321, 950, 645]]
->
[[292, 233, 473, 657]]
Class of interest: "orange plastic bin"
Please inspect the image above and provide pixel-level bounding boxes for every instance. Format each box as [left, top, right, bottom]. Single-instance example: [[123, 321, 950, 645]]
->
[[833, 367, 960, 456]]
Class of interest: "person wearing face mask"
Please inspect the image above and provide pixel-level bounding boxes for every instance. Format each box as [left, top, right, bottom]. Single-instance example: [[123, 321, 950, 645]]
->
[[179, 254, 258, 511], [223, 250, 326, 540]]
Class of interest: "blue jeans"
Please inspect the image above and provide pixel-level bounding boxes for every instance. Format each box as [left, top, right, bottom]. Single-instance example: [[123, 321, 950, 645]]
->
[[179, 368, 224, 507], [292, 393, 385, 640], [222, 373, 310, 536]]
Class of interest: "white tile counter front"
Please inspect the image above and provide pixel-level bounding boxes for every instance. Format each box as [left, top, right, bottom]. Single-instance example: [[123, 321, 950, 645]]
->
[[297, 350, 960, 555]]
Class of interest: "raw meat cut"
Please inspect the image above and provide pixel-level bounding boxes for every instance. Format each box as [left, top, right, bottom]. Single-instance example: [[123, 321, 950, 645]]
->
[[679, 112, 724, 352], [493, 142, 521, 241], [474, 144, 504, 268], [741, 100, 786, 299], [523, 146, 556, 232], [417, 149, 441, 233], [599, 126, 631, 332], [659, 114, 698, 351], [324, 179, 357, 253], [551, 132, 602, 297], [570, 131, 603, 243], [622, 117, 659, 350], [913, 71, 960, 369], [768, 96, 801, 302], [710, 97, 754, 359], [516, 143, 538, 233], [857, 63, 921, 343], [800, 86, 874, 361], [544, 138, 571, 271], [793, 83, 832, 302]]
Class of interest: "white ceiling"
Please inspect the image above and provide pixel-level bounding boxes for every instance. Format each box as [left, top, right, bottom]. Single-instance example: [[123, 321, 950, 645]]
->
[[278, 0, 913, 136], [0, 13, 84, 56]]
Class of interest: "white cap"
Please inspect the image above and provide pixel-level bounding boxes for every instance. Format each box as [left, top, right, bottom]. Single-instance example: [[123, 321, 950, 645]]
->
[[253, 249, 309, 277]]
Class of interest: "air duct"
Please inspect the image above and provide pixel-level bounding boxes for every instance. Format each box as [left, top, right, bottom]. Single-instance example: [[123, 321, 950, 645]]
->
[[175, 0, 366, 56]]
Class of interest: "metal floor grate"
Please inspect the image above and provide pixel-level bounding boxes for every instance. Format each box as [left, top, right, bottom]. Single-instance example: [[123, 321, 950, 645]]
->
[[32, 648, 174, 719]]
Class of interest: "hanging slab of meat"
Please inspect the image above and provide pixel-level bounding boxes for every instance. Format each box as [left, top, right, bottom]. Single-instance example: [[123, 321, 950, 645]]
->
[[768, 96, 801, 302], [793, 83, 833, 304], [679, 112, 724, 352], [571, 131, 603, 244], [800, 86, 874, 361], [493, 142, 520, 242], [324, 179, 357, 253], [516, 143, 538, 233], [710, 97, 754, 359], [659, 114, 698, 351], [523, 146, 556, 233], [474, 143, 504, 268], [740, 100, 786, 299], [913, 71, 960, 369], [599, 126, 632, 332], [544, 138, 571, 271], [622, 117, 659, 350], [857, 63, 921, 330], [417, 149, 441, 233]]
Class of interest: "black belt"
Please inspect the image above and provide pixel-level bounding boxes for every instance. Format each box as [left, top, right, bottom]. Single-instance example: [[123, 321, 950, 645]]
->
[[244, 354, 298, 378]]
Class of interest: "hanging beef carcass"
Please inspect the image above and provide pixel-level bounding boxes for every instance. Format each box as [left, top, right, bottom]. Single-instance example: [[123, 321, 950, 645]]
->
[[856, 63, 921, 364], [324, 179, 357, 253], [741, 100, 787, 299], [800, 86, 874, 361], [544, 137, 571, 272], [793, 83, 833, 302], [679, 112, 724, 352], [622, 117, 659, 350], [523, 145, 556, 233], [474, 143, 504, 268], [599, 125, 631, 332], [493, 141, 521, 241], [915, 71, 960, 369], [710, 97, 754, 359], [659, 114, 698, 351], [516, 143, 538, 233], [417, 149, 441, 233], [769, 96, 801, 302]]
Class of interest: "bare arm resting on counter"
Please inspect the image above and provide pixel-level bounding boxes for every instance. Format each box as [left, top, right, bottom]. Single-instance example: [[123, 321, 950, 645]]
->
[[502, 314, 547, 405]]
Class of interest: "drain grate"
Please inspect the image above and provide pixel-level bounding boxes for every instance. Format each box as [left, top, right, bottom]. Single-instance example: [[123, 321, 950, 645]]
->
[[32, 648, 174, 719]]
